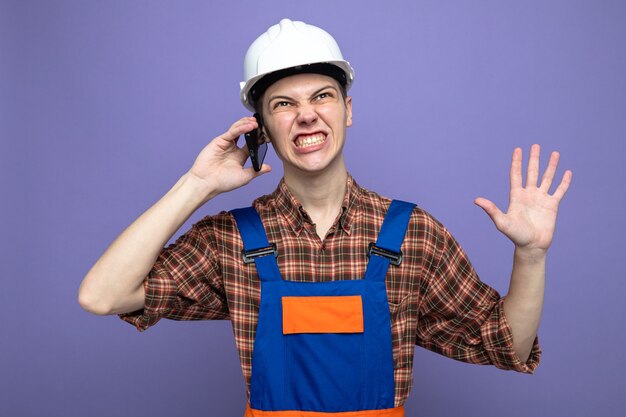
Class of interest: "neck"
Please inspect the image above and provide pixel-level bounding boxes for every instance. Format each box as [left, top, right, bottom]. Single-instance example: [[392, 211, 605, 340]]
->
[[283, 159, 348, 224]]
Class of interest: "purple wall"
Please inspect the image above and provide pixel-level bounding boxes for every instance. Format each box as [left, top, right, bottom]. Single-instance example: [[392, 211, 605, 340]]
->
[[3, 1, 625, 416]]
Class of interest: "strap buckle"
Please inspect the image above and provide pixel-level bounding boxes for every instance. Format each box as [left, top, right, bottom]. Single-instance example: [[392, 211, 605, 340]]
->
[[368, 242, 402, 266], [242, 243, 278, 264]]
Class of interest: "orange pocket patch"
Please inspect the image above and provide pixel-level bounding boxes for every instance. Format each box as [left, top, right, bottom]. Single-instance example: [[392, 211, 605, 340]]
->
[[282, 295, 364, 334]]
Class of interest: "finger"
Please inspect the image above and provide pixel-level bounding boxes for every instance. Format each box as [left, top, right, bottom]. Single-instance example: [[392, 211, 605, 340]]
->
[[235, 117, 260, 145], [258, 163, 272, 175], [229, 117, 257, 133], [232, 140, 257, 167], [551, 169, 573, 201], [510, 147, 523, 190], [539, 151, 560, 192], [241, 163, 273, 184], [474, 197, 506, 229], [525, 144, 541, 188], [221, 118, 258, 143], [239, 141, 250, 157]]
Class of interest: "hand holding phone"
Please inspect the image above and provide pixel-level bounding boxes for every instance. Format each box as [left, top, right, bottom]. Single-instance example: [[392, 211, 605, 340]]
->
[[245, 113, 268, 172]]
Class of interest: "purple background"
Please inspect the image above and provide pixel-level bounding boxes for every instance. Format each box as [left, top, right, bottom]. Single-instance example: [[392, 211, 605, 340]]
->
[[2, 1, 625, 416]]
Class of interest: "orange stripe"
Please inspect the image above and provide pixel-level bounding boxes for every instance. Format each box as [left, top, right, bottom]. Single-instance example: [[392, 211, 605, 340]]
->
[[245, 405, 404, 417], [282, 295, 364, 334]]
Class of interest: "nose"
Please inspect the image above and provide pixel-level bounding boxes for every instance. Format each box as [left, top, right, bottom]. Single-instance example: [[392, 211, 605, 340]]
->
[[296, 105, 318, 125]]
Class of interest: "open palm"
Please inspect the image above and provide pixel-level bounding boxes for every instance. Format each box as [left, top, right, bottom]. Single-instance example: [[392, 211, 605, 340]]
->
[[475, 144, 572, 254]]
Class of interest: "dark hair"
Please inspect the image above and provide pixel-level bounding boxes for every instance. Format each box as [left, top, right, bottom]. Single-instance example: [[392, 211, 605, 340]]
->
[[251, 63, 348, 113]]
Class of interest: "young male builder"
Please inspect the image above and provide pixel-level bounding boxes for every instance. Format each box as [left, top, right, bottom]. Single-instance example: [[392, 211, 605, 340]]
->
[[79, 19, 572, 417]]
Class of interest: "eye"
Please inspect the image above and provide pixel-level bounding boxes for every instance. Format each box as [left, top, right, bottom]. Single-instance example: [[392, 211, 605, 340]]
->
[[313, 90, 338, 104], [273, 101, 291, 108]]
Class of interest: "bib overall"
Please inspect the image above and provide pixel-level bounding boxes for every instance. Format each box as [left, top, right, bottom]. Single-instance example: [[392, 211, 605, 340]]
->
[[231, 200, 415, 417]]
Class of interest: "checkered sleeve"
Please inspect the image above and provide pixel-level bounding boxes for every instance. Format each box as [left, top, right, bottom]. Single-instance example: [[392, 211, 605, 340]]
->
[[415, 223, 540, 374], [119, 216, 230, 332]]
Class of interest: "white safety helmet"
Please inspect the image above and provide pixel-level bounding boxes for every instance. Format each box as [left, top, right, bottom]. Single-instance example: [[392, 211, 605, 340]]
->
[[240, 18, 355, 111]]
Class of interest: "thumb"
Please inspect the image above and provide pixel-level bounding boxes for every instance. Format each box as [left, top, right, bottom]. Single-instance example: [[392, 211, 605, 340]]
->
[[257, 163, 272, 176], [474, 197, 505, 228], [241, 163, 272, 184]]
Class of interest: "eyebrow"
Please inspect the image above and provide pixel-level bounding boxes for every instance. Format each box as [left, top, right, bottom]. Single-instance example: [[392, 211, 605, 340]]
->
[[267, 85, 338, 104]]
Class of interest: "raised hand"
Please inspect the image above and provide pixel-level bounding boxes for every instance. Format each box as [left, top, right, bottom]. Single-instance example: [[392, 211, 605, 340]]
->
[[188, 117, 271, 202], [474, 144, 572, 257], [79, 117, 272, 315]]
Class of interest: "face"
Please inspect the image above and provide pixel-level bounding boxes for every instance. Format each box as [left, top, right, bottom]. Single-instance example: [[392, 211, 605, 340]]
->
[[260, 73, 352, 176]]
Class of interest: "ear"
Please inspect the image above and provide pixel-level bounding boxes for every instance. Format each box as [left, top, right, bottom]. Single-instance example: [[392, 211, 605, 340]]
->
[[257, 110, 272, 143], [261, 125, 272, 143], [345, 96, 353, 127]]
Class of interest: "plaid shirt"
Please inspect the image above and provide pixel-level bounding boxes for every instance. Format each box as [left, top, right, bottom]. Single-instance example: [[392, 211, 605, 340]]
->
[[121, 175, 540, 406]]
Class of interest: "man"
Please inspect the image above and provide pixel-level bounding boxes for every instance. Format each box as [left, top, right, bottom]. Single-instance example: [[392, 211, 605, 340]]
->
[[79, 19, 572, 416]]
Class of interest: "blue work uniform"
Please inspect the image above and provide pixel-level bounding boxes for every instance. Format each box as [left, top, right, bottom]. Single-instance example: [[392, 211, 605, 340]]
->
[[231, 200, 415, 417]]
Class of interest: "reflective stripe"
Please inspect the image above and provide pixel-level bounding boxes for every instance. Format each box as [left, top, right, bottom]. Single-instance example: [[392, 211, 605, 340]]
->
[[245, 405, 404, 417], [282, 296, 364, 334]]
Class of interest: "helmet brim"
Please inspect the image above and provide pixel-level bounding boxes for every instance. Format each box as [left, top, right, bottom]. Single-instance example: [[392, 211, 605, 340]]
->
[[240, 60, 354, 112]]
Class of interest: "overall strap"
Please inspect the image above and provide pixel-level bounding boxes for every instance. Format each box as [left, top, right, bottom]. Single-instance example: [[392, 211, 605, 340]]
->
[[363, 199, 416, 282], [231, 207, 282, 282]]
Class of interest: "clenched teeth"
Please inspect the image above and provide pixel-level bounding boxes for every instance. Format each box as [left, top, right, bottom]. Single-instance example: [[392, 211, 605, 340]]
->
[[295, 134, 326, 148]]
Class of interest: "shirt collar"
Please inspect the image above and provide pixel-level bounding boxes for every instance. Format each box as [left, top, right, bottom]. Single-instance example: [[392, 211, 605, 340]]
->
[[272, 174, 362, 236]]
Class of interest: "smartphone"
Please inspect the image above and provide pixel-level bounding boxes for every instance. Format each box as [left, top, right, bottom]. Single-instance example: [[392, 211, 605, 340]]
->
[[245, 113, 268, 172]]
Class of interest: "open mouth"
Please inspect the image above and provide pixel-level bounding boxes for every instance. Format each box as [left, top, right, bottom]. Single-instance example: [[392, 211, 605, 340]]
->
[[294, 133, 326, 148]]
